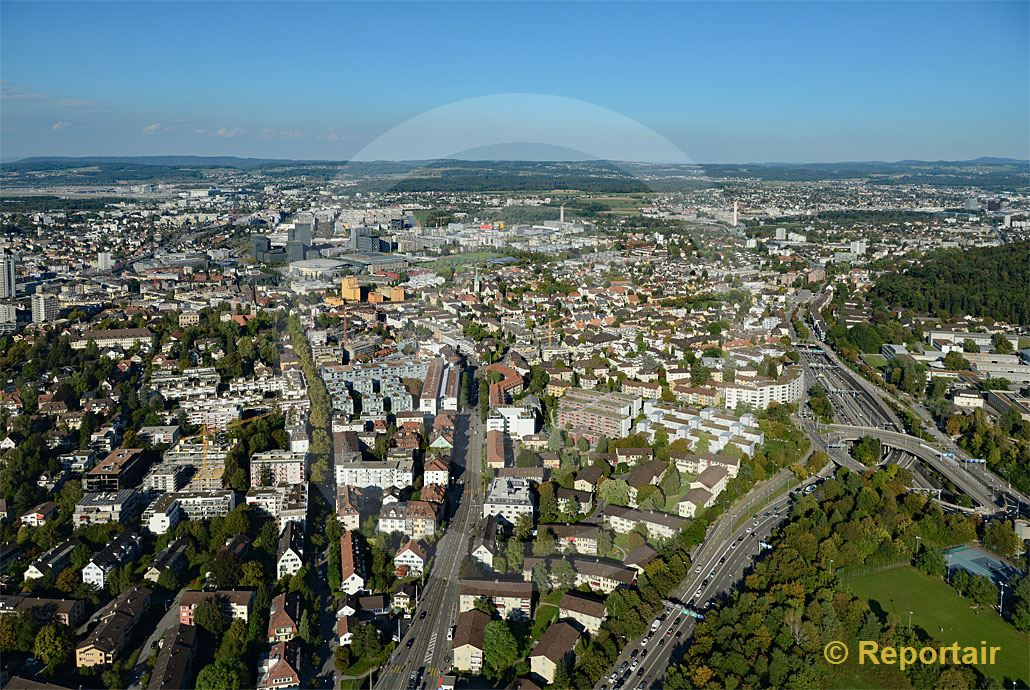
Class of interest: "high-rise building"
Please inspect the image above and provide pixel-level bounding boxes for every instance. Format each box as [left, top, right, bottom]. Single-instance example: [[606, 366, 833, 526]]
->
[[0, 251, 15, 299], [97, 252, 113, 271], [31, 293, 59, 324]]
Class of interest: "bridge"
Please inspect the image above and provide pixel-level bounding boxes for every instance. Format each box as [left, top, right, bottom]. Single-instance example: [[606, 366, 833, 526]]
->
[[822, 424, 1002, 511]]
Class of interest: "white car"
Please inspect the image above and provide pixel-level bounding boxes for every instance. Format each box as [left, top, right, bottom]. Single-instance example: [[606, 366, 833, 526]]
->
[[694, 565, 702, 573], [641, 636, 649, 646], [694, 587, 702, 596]]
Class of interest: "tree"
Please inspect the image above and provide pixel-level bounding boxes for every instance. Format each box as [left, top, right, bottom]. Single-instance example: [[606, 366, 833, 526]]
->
[[851, 436, 882, 466], [194, 597, 230, 638], [550, 560, 577, 593], [483, 620, 519, 677], [539, 482, 559, 522], [598, 478, 630, 506], [299, 610, 315, 644], [992, 333, 1014, 354], [156, 568, 180, 591], [33, 624, 71, 672], [513, 514, 533, 542], [195, 657, 249, 690], [532, 559, 552, 592], [983, 520, 1020, 558], [961, 338, 980, 353], [1010, 576, 1030, 632], [942, 351, 971, 371], [914, 549, 946, 578], [239, 561, 264, 587], [967, 575, 998, 609], [209, 552, 242, 589]]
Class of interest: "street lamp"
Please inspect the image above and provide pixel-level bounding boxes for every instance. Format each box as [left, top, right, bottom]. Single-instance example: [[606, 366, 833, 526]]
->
[[999, 583, 1006, 614], [908, 611, 913, 629]]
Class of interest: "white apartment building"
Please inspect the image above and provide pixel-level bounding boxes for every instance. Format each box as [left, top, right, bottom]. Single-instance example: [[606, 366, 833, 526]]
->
[[486, 406, 538, 440], [482, 477, 534, 526]]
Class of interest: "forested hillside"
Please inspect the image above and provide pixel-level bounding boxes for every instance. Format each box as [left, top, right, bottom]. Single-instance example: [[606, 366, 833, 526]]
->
[[871, 242, 1030, 325]]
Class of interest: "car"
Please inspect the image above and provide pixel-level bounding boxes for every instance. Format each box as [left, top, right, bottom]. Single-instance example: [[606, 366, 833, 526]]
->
[[665, 630, 673, 637], [694, 565, 702, 573], [640, 649, 648, 659], [637, 682, 646, 690], [610, 672, 619, 683], [631, 649, 639, 659], [658, 637, 666, 646], [419, 610, 428, 620], [730, 542, 737, 549], [709, 569, 716, 577], [620, 662, 629, 673], [406, 638, 415, 648], [694, 587, 702, 596], [752, 518, 759, 526], [632, 660, 639, 669], [637, 668, 645, 677], [746, 527, 753, 533], [719, 556, 726, 564], [675, 630, 683, 638], [641, 636, 649, 646]]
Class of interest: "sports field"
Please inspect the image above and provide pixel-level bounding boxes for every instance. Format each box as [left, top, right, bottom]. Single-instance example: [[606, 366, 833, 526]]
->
[[845, 565, 1029, 685]]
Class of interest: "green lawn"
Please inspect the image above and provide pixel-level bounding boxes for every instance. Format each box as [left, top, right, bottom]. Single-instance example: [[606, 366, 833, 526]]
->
[[530, 603, 559, 642], [845, 565, 1029, 685], [862, 353, 888, 369]]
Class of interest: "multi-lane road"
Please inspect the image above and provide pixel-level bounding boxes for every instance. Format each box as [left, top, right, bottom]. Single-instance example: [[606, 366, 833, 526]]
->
[[596, 469, 824, 690], [374, 410, 483, 690]]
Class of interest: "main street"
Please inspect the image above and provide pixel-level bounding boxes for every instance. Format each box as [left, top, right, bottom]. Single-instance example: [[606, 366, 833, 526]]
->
[[375, 409, 484, 690]]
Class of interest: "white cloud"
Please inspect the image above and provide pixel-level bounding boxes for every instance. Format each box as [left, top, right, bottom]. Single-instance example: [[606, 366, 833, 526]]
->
[[192, 128, 208, 135], [142, 122, 163, 134], [215, 126, 244, 138], [323, 129, 353, 142], [51, 121, 71, 131]]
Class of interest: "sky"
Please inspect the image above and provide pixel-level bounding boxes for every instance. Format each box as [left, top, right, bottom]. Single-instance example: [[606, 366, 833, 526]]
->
[[1, 1, 1028, 163]]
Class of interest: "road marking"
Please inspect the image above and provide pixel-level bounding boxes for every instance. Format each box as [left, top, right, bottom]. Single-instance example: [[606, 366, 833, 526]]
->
[[424, 631, 437, 664]]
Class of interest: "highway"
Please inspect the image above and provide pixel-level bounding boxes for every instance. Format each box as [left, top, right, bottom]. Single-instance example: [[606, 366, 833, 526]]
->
[[596, 468, 824, 690], [374, 410, 483, 690], [795, 340, 1021, 514]]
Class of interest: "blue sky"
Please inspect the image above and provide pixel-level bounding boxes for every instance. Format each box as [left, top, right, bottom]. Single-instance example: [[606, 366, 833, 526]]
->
[[1, 1, 1027, 162]]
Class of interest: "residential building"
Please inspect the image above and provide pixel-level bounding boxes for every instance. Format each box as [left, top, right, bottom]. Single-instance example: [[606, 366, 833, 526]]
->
[[276, 522, 304, 580], [451, 609, 490, 674], [147, 624, 197, 690], [179, 590, 255, 625], [82, 531, 142, 590], [558, 592, 606, 635], [458, 578, 534, 620], [530, 622, 579, 684], [76, 587, 151, 668], [482, 477, 534, 526], [84, 448, 147, 492], [257, 640, 302, 690], [340, 531, 366, 595], [267, 592, 302, 643]]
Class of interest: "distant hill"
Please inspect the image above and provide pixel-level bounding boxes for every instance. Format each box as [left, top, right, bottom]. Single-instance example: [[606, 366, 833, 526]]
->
[[2, 155, 1026, 192]]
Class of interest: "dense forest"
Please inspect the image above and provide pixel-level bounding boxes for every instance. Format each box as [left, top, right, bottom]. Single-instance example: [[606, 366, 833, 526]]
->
[[871, 242, 1030, 325]]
